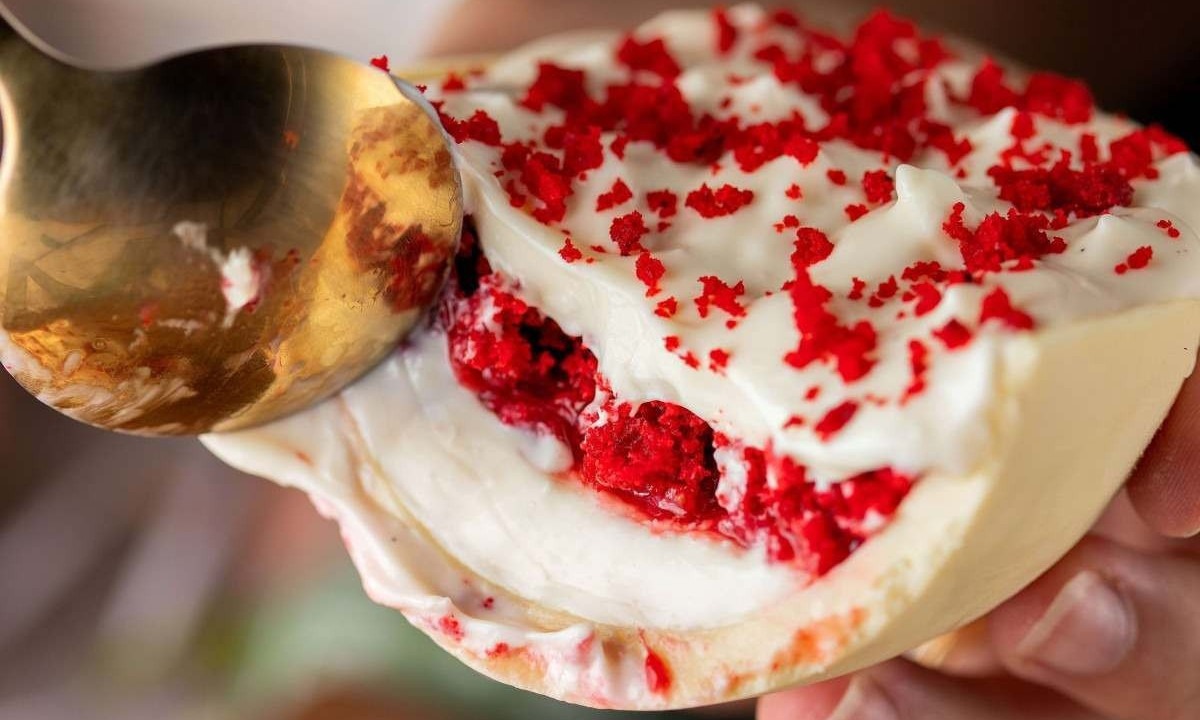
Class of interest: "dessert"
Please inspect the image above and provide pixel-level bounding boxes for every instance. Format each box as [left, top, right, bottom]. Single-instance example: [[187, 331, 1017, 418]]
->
[[203, 5, 1200, 710]]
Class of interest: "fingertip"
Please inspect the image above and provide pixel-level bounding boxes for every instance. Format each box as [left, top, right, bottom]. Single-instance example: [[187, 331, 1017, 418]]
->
[[987, 535, 1120, 658], [1127, 369, 1200, 537], [757, 676, 851, 720], [1126, 461, 1200, 538], [987, 533, 1200, 720]]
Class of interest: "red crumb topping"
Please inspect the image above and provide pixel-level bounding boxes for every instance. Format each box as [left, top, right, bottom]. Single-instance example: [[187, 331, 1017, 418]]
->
[[784, 228, 877, 382], [862, 170, 896, 204], [966, 61, 1093, 123], [1107, 127, 1187, 179], [979, 287, 1035, 330], [644, 647, 672, 694], [793, 227, 836, 267], [685, 183, 756, 218], [988, 161, 1132, 217], [646, 189, 679, 218], [844, 203, 869, 221], [610, 211, 650, 254], [944, 202, 1065, 275], [438, 109, 502, 147], [714, 7, 739, 55], [433, 9, 1186, 247], [904, 340, 929, 401], [617, 35, 683, 79], [1115, 245, 1154, 275], [559, 238, 583, 263], [933, 319, 973, 349], [775, 214, 801, 233], [1157, 219, 1181, 239], [814, 400, 859, 440], [709, 348, 732, 372], [596, 178, 634, 211], [636, 251, 667, 295], [694, 276, 747, 318], [1024, 73, 1094, 123], [910, 282, 942, 316]]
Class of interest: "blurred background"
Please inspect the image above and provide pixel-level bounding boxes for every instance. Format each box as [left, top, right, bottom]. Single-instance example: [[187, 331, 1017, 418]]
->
[[3, 1, 1200, 719]]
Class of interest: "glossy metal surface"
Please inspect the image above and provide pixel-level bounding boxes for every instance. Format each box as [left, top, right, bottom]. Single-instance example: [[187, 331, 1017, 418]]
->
[[0, 29, 462, 435]]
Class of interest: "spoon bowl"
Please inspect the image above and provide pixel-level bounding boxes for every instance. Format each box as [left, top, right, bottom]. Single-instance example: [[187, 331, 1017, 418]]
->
[[0, 29, 462, 434]]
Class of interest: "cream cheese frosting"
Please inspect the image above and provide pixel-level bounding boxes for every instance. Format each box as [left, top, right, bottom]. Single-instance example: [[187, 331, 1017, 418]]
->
[[202, 4, 1200, 709]]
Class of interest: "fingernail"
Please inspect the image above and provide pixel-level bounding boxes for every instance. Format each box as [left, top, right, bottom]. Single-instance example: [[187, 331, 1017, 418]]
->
[[1016, 570, 1136, 676], [828, 676, 900, 720]]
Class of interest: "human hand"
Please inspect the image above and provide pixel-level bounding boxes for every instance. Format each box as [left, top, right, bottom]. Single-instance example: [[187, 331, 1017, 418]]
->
[[758, 370, 1200, 720]]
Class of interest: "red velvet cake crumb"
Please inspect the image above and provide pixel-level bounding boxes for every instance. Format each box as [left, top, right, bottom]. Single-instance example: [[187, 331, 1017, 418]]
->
[[987, 161, 1132, 217], [694, 276, 747, 318], [814, 400, 860, 440], [596, 178, 634, 211], [862, 170, 896, 204], [904, 339, 929, 401], [617, 35, 683, 79], [438, 108, 503, 147], [713, 7, 738, 55], [1157, 219, 1181, 239], [685, 183, 756, 218], [910, 282, 942, 316], [944, 203, 1065, 276], [1115, 245, 1154, 275], [718, 451, 912, 575], [442, 224, 598, 453], [784, 257, 878, 382], [709, 348, 731, 372], [559, 238, 584, 263], [933, 319, 973, 349], [581, 400, 722, 520], [636, 251, 667, 296], [610, 211, 650, 254], [979, 287, 1035, 330], [438, 221, 911, 575], [646, 189, 679, 218]]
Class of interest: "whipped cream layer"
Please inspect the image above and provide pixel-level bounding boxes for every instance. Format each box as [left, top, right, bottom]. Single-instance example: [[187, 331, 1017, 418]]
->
[[204, 3, 1200, 696]]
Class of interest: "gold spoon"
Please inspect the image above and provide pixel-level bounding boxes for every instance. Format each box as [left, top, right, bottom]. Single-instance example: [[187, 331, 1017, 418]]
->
[[0, 25, 463, 435]]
